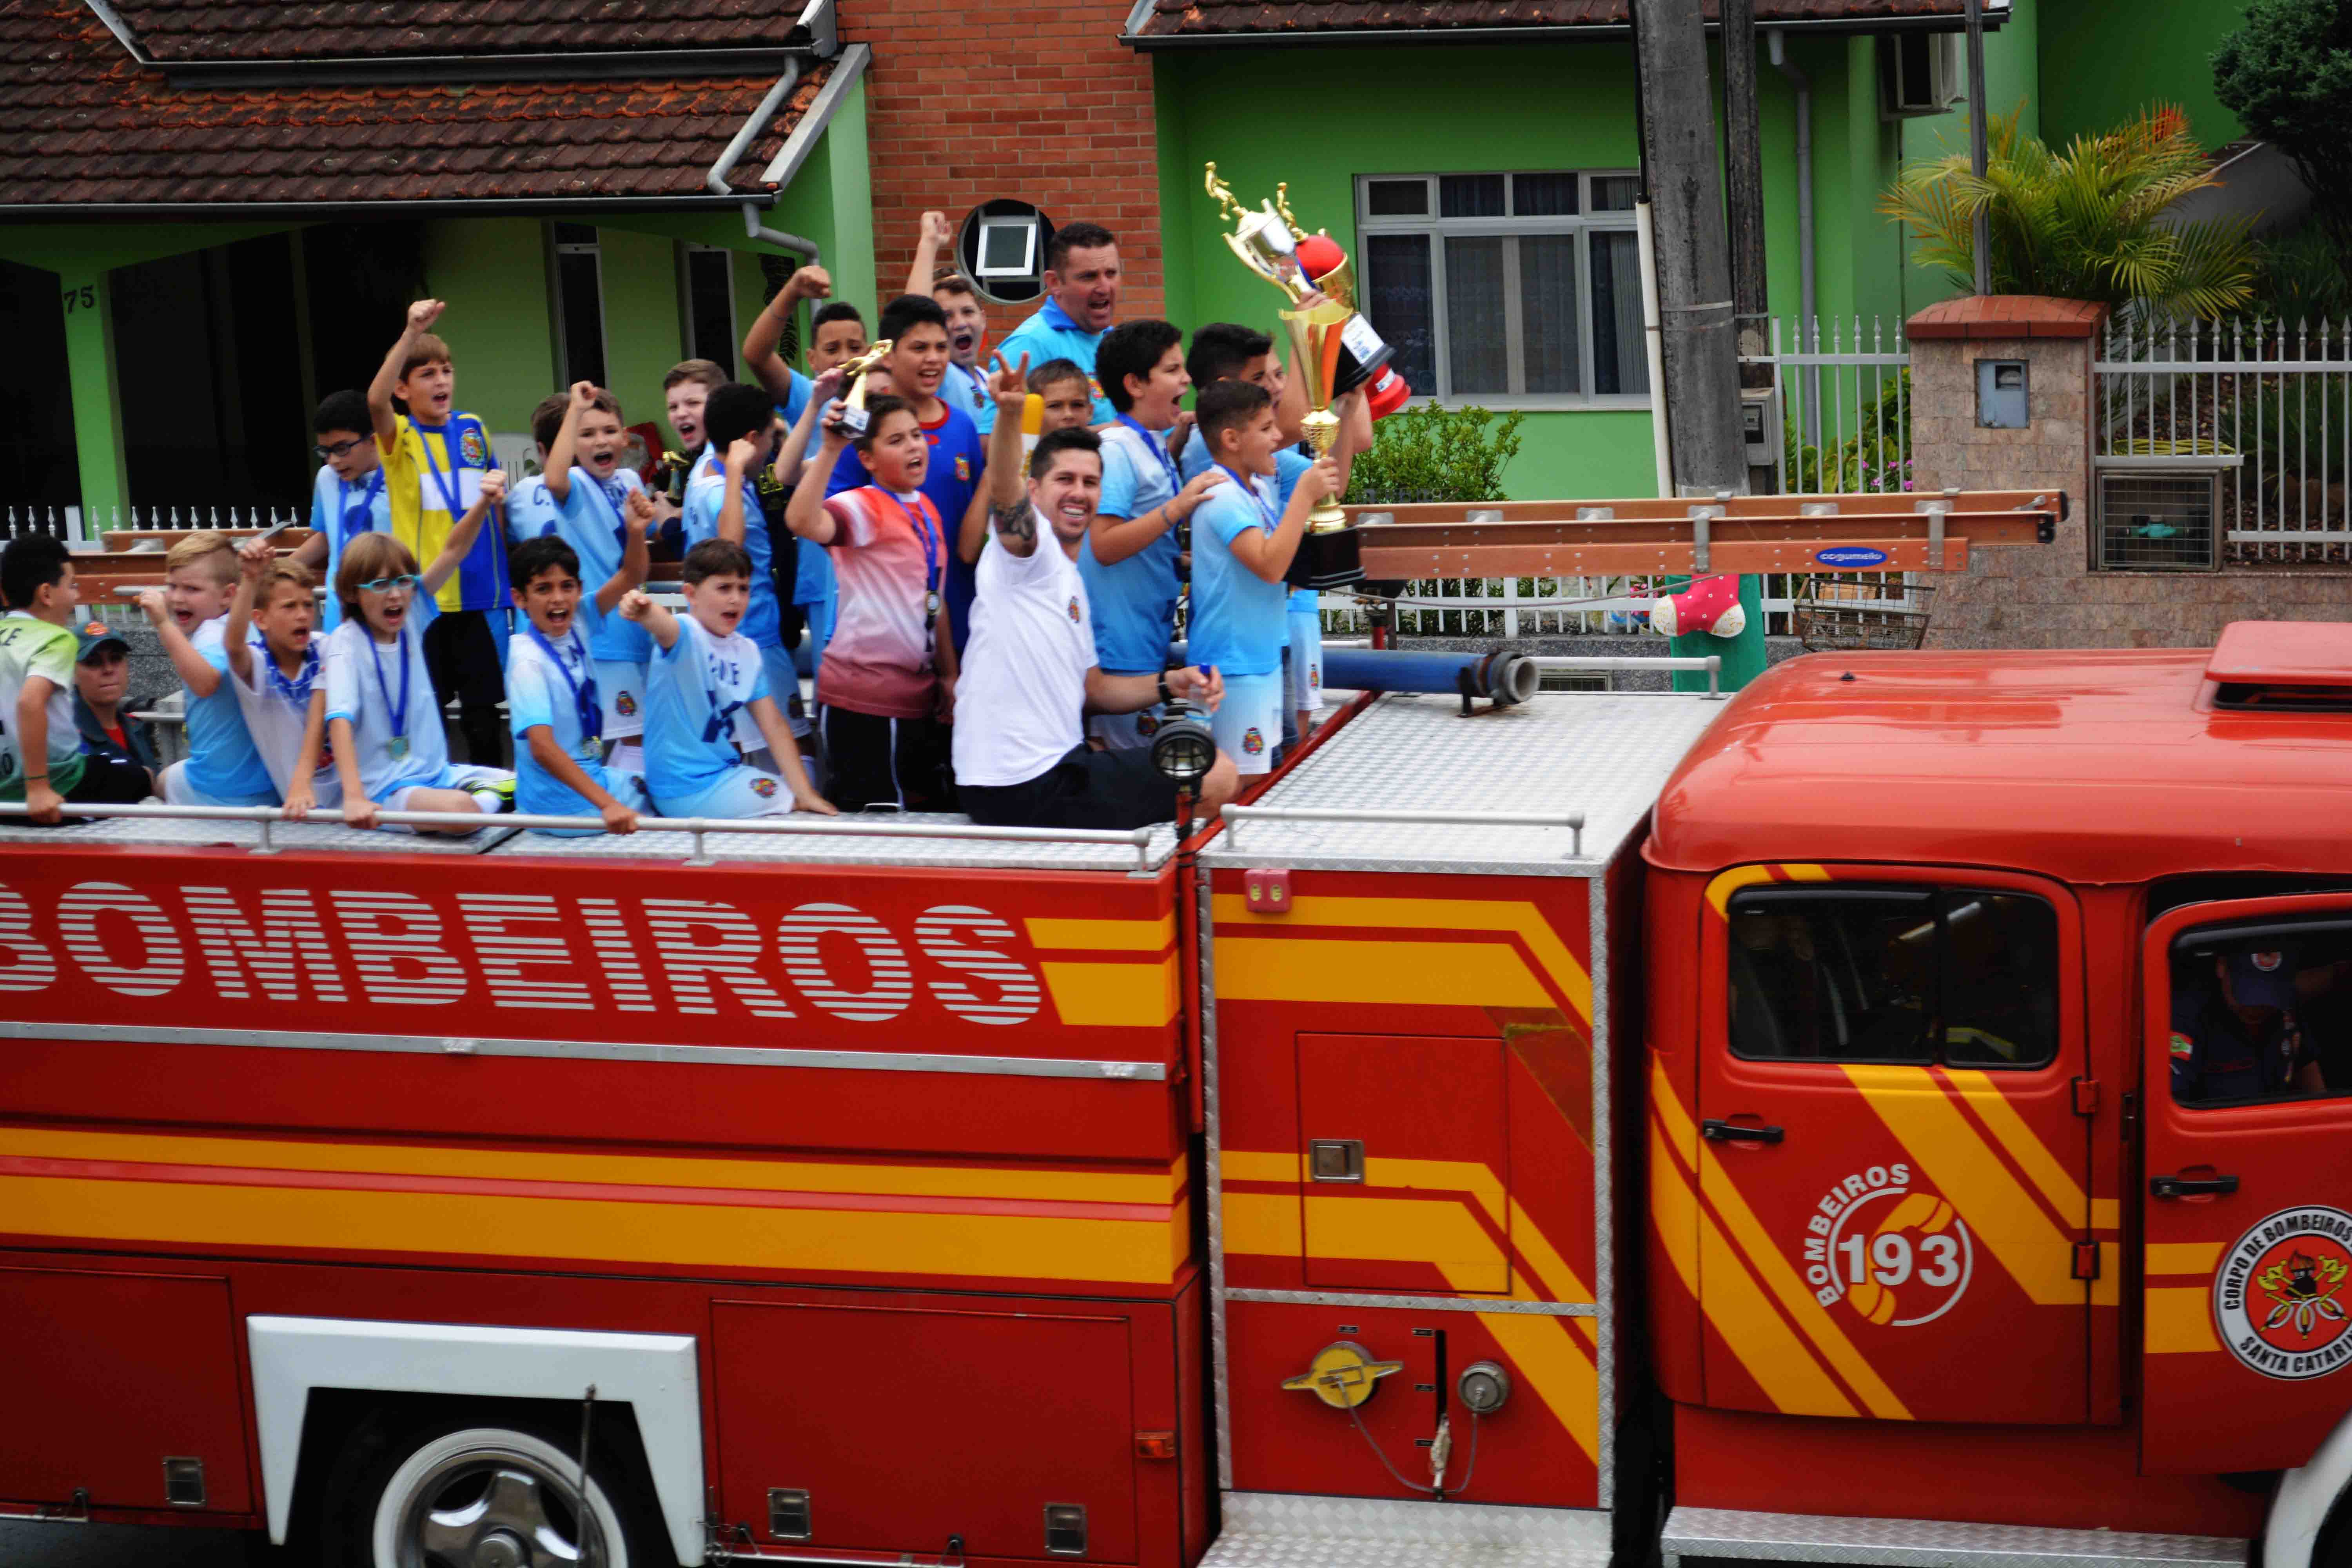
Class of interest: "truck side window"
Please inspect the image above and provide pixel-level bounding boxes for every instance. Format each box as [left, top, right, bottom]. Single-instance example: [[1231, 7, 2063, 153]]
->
[[2169, 924, 2352, 1107], [1728, 887, 2058, 1069]]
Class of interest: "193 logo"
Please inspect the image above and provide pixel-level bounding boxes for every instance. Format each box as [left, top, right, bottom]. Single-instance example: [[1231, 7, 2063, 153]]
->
[[1795, 1162, 1974, 1327]]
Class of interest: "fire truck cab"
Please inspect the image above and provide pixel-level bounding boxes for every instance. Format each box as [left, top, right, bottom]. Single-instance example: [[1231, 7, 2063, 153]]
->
[[8, 622, 2352, 1568]]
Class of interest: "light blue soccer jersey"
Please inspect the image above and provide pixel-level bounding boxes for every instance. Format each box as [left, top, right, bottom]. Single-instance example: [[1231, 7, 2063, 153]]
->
[[942, 360, 996, 434], [182, 614, 279, 803], [643, 613, 771, 801], [539, 469, 651, 665], [995, 299, 1111, 424], [507, 622, 618, 817], [1189, 468, 1289, 678], [322, 599, 448, 802], [1081, 419, 1186, 674], [307, 466, 391, 633], [1183, 441, 1319, 612], [683, 454, 781, 651]]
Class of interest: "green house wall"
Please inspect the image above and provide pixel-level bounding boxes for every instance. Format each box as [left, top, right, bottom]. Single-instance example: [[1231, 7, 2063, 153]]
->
[[2037, 0, 2241, 150]]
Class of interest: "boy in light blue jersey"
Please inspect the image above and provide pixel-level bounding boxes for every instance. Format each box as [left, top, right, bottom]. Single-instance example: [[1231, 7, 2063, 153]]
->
[[1083, 319, 1227, 750], [619, 540, 833, 819], [507, 535, 652, 835], [1182, 322, 1372, 746], [294, 390, 390, 633], [1186, 380, 1339, 777], [534, 382, 658, 772], [140, 532, 281, 809], [993, 221, 1122, 425], [684, 383, 802, 757]]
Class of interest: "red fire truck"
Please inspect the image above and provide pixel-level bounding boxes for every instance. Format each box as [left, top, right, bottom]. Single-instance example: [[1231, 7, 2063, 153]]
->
[[8, 551, 2352, 1568]]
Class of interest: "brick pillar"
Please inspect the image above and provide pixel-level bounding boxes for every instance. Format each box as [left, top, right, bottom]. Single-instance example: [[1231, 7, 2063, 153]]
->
[[1906, 296, 2105, 650], [840, 3, 1164, 321]]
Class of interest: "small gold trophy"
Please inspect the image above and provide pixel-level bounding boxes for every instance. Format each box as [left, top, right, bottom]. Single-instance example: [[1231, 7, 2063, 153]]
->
[[1205, 165, 1382, 533], [828, 339, 896, 437]]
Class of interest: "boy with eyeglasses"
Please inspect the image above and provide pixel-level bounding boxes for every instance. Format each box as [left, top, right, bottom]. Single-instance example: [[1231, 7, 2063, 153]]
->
[[293, 389, 389, 633]]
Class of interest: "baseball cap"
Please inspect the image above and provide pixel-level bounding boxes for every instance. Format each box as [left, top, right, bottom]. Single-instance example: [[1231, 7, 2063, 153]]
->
[[2225, 947, 2299, 1012], [74, 621, 129, 664]]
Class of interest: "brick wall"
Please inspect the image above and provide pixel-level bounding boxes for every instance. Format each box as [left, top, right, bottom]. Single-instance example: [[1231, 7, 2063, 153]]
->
[[839, 0, 1165, 323]]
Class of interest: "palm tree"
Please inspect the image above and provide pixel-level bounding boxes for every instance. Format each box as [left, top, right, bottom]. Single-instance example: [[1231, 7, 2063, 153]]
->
[[1882, 105, 2259, 318]]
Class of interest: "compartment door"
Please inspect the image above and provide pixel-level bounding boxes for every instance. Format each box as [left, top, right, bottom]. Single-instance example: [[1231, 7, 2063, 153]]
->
[[1298, 1033, 1511, 1294]]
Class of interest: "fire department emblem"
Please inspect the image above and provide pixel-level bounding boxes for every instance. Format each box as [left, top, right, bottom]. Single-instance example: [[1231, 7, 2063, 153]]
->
[[750, 776, 779, 799], [1795, 1162, 1973, 1327], [1243, 727, 1265, 756], [615, 690, 637, 717], [458, 423, 489, 468], [2215, 1206, 2352, 1380]]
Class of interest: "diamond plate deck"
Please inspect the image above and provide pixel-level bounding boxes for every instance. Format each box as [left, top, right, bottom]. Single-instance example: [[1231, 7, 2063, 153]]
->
[[1203, 1493, 1614, 1568], [0, 816, 515, 854], [483, 813, 1178, 873], [1203, 691, 1723, 875], [1659, 1508, 2250, 1568]]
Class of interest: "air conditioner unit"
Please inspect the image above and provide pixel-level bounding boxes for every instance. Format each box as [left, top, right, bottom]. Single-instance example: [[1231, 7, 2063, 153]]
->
[[1880, 33, 1961, 120]]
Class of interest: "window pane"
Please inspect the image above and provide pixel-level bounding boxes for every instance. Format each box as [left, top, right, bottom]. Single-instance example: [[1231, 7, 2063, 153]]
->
[[1729, 891, 1937, 1062], [2169, 922, 2352, 1105], [1592, 175, 1641, 212], [1440, 174, 1506, 218], [1363, 233, 1436, 397], [552, 221, 598, 247], [1366, 179, 1429, 217], [1519, 234, 1580, 395], [1444, 236, 1508, 394], [1590, 230, 1650, 395], [686, 250, 736, 375], [557, 251, 606, 389], [1514, 172, 1579, 216], [1942, 895, 2059, 1068]]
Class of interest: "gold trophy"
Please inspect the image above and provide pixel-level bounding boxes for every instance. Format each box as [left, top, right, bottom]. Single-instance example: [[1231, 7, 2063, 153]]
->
[[827, 339, 895, 437], [1205, 165, 1386, 535]]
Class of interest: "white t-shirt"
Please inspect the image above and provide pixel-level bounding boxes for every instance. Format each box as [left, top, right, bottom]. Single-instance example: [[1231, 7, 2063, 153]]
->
[[952, 520, 1094, 788], [228, 633, 335, 801], [323, 603, 448, 801]]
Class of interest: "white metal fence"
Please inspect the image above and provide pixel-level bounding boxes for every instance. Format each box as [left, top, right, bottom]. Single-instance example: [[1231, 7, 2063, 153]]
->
[[1753, 316, 1915, 497], [0, 503, 304, 546], [2094, 314, 2352, 568]]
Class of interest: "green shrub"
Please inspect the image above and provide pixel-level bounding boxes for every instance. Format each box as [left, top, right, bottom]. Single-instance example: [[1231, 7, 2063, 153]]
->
[[1343, 401, 1526, 505]]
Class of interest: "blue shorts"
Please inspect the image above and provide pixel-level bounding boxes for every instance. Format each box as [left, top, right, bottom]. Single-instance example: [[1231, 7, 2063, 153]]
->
[[655, 765, 798, 819], [1209, 671, 1283, 776], [528, 769, 653, 837]]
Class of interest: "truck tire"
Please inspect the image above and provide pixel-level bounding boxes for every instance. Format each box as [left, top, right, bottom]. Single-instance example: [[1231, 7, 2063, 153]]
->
[[320, 1414, 669, 1568]]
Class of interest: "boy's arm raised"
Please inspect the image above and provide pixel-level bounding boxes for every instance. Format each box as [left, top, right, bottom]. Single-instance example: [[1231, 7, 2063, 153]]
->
[[715, 436, 762, 545], [597, 490, 655, 617], [544, 382, 594, 504], [775, 368, 844, 488], [616, 588, 681, 651], [904, 211, 953, 296], [784, 417, 851, 545], [138, 588, 223, 697], [422, 468, 503, 596], [742, 265, 831, 405], [369, 299, 444, 449], [223, 537, 271, 686]]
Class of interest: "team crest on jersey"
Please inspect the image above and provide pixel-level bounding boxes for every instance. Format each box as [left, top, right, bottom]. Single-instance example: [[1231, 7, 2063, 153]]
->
[[1243, 727, 1265, 756], [614, 691, 637, 717], [1067, 595, 1082, 624], [1136, 714, 1160, 737], [458, 424, 489, 468], [750, 776, 779, 799], [956, 455, 971, 482], [2216, 1207, 2352, 1379], [1309, 663, 1319, 686]]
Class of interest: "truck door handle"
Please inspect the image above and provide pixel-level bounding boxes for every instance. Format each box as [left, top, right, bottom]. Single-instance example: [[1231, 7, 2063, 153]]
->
[[2150, 1172, 2239, 1199], [1701, 1119, 1784, 1145]]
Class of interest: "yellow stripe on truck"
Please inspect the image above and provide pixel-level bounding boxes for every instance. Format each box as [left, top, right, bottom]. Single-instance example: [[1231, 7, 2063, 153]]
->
[[1215, 938, 1553, 1010], [1214, 894, 1593, 1025]]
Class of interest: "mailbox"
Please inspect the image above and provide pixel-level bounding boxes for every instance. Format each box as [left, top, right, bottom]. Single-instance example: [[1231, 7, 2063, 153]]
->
[[1976, 359, 2029, 428]]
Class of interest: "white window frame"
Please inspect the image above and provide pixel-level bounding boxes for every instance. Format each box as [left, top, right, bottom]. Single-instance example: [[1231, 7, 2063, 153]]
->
[[1355, 170, 1650, 412], [975, 214, 1041, 281]]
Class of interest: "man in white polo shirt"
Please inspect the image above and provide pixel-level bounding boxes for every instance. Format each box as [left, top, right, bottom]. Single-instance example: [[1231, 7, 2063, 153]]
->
[[954, 359, 1238, 828], [993, 221, 1123, 425]]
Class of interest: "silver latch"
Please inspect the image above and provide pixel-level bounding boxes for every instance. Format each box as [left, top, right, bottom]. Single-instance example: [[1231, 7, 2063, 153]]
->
[[163, 1457, 205, 1508], [1045, 1503, 1088, 1557], [768, 1488, 811, 1540], [1308, 1138, 1365, 1183]]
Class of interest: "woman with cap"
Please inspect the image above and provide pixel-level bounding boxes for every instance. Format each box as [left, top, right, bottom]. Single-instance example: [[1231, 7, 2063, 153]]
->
[[71, 620, 157, 798]]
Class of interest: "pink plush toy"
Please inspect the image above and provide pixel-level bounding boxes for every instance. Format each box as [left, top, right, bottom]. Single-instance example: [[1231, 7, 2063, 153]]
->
[[1648, 574, 1746, 639]]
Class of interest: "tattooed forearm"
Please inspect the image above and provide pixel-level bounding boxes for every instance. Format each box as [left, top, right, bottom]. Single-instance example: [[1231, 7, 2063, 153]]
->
[[992, 499, 1036, 544]]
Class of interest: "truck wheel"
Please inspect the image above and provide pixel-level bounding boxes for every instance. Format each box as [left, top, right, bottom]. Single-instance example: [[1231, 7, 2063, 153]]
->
[[325, 1416, 664, 1568]]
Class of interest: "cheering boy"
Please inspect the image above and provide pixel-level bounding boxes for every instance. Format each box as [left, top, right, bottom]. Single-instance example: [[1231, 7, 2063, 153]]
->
[[618, 540, 833, 818], [139, 531, 279, 809], [1186, 379, 1338, 777], [295, 389, 390, 633], [508, 535, 653, 834], [223, 539, 336, 817]]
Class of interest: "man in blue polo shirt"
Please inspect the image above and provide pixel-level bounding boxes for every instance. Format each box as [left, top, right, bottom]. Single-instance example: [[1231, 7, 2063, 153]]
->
[[994, 221, 1123, 425]]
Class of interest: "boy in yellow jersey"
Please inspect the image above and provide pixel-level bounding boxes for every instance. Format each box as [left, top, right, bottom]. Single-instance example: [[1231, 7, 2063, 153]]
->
[[369, 298, 511, 769]]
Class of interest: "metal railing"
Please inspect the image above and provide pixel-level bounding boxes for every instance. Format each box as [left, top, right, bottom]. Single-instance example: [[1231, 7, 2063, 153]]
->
[[1224, 806, 1587, 859], [1750, 315, 1915, 498], [0, 801, 1165, 871], [0, 504, 306, 546], [2095, 313, 2352, 566]]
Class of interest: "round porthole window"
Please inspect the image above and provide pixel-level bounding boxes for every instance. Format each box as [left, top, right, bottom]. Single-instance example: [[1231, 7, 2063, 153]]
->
[[956, 200, 1053, 305]]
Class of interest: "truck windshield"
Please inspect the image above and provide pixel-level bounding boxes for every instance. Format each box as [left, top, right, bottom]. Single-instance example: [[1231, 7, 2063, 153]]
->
[[1729, 886, 2058, 1068]]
